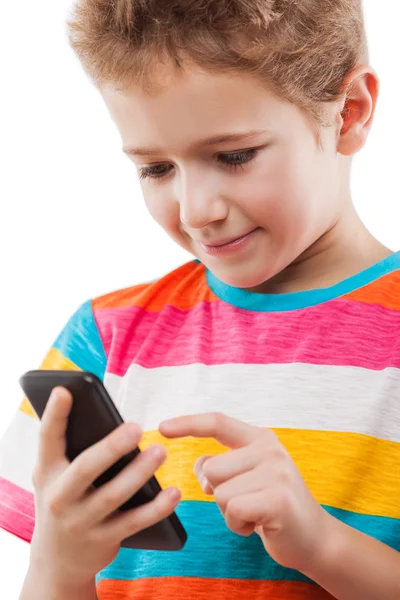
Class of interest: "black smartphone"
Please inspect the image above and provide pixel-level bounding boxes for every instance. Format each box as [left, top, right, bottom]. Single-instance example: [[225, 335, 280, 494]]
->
[[19, 369, 187, 551]]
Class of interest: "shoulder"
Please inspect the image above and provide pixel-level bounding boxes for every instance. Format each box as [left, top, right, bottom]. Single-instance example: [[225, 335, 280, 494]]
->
[[87, 260, 218, 379], [57, 259, 213, 344], [50, 261, 213, 379], [91, 260, 215, 314], [344, 264, 400, 312]]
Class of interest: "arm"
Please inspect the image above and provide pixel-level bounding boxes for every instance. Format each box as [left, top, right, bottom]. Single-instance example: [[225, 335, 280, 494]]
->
[[304, 514, 400, 600], [159, 413, 400, 600], [20, 562, 97, 600]]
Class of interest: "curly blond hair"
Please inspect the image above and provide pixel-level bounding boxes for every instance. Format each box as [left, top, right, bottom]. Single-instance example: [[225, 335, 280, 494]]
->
[[66, 0, 369, 131]]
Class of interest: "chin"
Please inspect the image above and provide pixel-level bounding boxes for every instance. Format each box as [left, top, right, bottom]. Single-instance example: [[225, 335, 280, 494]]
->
[[209, 265, 272, 291]]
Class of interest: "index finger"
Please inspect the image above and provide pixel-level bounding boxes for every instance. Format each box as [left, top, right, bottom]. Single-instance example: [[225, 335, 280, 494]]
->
[[37, 386, 73, 469], [159, 413, 259, 449]]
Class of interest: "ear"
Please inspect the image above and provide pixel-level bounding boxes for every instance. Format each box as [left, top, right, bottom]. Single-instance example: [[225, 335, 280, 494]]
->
[[336, 65, 379, 156]]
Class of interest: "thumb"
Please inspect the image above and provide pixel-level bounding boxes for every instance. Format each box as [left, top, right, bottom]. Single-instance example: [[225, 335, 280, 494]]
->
[[38, 386, 73, 470]]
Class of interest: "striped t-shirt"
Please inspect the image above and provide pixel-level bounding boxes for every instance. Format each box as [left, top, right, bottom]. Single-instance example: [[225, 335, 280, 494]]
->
[[1, 254, 400, 599]]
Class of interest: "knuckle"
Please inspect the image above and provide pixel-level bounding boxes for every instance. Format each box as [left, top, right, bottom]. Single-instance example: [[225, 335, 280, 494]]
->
[[153, 496, 170, 520], [257, 429, 276, 447], [225, 497, 241, 520], [202, 457, 216, 480], [265, 428, 278, 441], [32, 465, 45, 490], [125, 516, 140, 536], [107, 429, 130, 457], [47, 490, 65, 518], [136, 457, 155, 480], [126, 493, 172, 537], [277, 464, 292, 485], [213, 485, 227, 508], [64, 516, 82, 537], [268, 440, 287, 461], [210, 411, 223, 425], [99, 489, 122, 512], [126, 513, 146, 537], [209, 412, 223, 433], [72, 458, 93, 482], [39, 420, 52, 441]]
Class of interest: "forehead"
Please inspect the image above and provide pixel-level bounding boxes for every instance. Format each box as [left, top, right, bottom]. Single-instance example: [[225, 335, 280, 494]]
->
[[100, 66, 311, 153]]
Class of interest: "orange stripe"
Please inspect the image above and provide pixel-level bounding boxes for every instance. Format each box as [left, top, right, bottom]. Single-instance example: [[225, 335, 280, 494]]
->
[[343, 269, 400, 310], [92, 262, 219, 312], [97, 577, 333, 600], [92, 261, 400, 313]]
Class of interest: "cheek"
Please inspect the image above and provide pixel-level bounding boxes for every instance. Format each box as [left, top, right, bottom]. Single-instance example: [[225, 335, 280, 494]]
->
[[237, 153, 315, 231], [143, 188, 194, 252], [262, 149, 338, 247], [144, 189, 179, 231]]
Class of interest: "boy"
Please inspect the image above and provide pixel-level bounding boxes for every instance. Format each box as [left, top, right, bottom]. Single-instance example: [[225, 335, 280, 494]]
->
[[1, 0, 399, 598]]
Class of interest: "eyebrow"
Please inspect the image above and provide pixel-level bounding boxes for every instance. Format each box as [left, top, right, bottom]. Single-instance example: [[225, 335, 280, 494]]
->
[[122, 129, 269, 157]]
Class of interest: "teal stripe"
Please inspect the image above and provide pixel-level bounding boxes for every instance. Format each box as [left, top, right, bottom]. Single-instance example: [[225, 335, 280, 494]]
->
[[96, 500, 400, 583], [53, 300, 107, 381], [205, 251, 400, 312], [325, 505, 400, 549]]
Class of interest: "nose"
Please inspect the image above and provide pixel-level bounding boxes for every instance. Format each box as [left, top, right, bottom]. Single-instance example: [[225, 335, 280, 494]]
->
[[177, 168, 229, 230]]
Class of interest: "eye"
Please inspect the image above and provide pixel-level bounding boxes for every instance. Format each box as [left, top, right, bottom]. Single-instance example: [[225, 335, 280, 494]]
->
[[139, 163, 172, 181], [138, 147, 259, 181], [217, 148, 258, 170]]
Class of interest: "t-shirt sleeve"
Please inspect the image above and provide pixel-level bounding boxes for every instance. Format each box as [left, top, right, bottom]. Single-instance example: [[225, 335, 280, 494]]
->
[[0, 299, 107, 543]]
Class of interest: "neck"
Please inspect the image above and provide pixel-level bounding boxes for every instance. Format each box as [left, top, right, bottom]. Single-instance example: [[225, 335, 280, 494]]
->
[[251, 203, 393, 295]]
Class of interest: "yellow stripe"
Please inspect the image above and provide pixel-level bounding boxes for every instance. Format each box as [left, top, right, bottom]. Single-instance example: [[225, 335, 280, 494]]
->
[[19, 348, 80, 419], [141, 429, 400, 519], [18, 361, 399, 519]]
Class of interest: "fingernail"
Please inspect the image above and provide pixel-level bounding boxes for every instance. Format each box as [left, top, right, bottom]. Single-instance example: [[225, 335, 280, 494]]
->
[[193, 460, 201, 480], [151, 445, 166, 459], [201, 476, 209, 492]]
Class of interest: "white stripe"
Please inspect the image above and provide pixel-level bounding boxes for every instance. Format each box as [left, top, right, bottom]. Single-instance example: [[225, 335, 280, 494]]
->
[[0, 410, 40, 492], [0, 378, 121, 494], [113, 362, 400, 443], [104, 372, 124, 408], [2, 362, 399, 494]]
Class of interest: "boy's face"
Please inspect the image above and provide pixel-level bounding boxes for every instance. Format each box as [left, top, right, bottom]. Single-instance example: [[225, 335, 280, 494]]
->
[[102, 66, 348, 290]]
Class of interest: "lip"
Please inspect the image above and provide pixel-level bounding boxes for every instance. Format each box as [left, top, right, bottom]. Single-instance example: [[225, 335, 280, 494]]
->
[[199, 228, 259, 256]]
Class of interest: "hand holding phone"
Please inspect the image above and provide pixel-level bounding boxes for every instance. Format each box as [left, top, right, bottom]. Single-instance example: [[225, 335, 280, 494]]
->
[[19, 371, 185, 593]]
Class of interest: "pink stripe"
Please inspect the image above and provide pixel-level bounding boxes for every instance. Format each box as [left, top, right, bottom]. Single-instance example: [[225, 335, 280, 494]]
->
[[0, 477, 34, 543], [95, 298, 400, 376]]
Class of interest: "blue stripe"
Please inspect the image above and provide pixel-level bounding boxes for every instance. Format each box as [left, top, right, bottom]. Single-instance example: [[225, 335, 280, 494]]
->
[[96, 500, 400, 583], [205, 251, 400, 312], [325, 505, 400, 549], [53, 300, 107, 381]]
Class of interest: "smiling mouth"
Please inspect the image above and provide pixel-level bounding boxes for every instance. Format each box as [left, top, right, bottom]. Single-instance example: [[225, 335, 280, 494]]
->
[[198, 228, 260, 256], [205, 229, 258, 248]]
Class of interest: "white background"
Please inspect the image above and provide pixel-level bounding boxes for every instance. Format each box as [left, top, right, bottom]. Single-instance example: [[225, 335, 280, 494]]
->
[[0, 0, 398, 596]]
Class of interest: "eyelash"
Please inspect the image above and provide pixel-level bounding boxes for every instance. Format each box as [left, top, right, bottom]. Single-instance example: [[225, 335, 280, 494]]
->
[[138, 148, 258, 181]]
